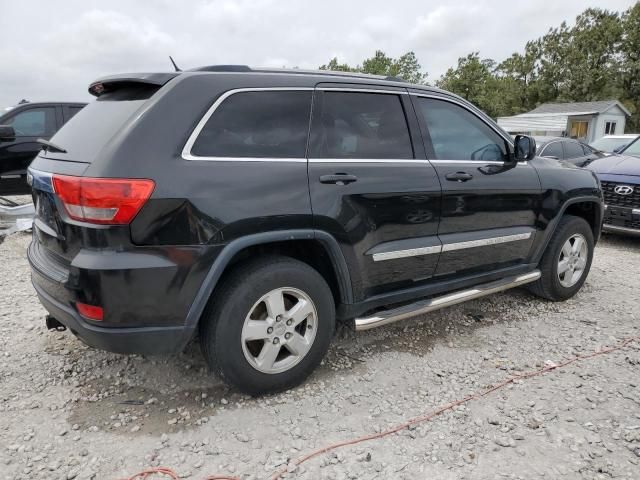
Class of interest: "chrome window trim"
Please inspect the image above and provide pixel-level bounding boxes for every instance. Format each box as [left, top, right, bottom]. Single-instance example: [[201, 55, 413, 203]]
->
[[372, 232, 532, 261], [429, 159, 529, 166], [309, 158, 428, 164], [539, 139, 564, 158], [317, 87, 408, 95], [182, 87, 314, 162]]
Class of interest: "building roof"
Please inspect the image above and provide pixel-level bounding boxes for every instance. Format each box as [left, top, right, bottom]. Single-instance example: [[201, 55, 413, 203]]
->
[[528, 100, 631, 117]]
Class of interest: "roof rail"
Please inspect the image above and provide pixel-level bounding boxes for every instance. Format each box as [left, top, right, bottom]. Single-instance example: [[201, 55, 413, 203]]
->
[[190, 65, 252, 72]]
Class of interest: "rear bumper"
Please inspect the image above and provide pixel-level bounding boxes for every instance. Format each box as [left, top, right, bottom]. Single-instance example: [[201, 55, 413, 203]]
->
[[32, 278, 194, 354]]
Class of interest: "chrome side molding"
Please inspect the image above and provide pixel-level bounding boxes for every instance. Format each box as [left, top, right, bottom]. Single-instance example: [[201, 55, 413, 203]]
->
[[354, 270, 541, 331]]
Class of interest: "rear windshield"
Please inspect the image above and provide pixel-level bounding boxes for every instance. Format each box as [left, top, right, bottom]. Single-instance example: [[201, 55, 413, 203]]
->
[[43, 85, 157, 163]]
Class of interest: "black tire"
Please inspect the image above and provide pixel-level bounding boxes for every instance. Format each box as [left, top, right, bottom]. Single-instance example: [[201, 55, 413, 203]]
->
[[200, 256, 335, 395], [528, 215, 594, 301]]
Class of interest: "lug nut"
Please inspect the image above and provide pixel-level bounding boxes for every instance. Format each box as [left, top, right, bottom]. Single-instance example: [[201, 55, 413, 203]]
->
[[267, 327, 273, 334], [285, 333, 292, 339], [273, 337, 280, 344], [276, 315, 282, 322], [286, 319, 293, 326]]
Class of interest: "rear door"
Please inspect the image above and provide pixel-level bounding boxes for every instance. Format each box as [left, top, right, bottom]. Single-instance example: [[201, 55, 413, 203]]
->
[[308, 84, 441, 299], [411, 93, 541, 277]]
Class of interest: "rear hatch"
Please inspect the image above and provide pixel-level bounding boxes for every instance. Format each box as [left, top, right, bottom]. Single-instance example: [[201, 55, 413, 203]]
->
[[28, 76, 175, 272]]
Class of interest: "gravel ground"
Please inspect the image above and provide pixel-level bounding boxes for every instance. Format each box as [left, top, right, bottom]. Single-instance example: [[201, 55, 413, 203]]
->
[[1, 229, 639, 480]]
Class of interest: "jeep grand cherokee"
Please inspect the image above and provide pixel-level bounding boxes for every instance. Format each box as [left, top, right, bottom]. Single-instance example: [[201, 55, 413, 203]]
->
[[27, 66, 603, 395]]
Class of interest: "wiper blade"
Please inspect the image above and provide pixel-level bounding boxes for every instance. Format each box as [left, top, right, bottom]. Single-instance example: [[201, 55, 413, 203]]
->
[[37, 138, 67, 153]]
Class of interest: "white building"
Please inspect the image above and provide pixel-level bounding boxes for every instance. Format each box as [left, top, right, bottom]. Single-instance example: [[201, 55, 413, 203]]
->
[[497, 100, 630, 143]]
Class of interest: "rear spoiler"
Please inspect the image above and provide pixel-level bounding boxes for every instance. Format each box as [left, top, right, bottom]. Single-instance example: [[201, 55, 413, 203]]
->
[[88, 73, 179, 97]]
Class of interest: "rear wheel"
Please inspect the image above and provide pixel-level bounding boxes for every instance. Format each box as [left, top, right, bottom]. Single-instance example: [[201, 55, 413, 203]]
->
[[200, 256, 335, 395], [529, 215, 594, 301]]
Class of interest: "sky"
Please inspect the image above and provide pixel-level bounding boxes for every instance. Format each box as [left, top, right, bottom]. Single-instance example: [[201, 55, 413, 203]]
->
[[0, 0, 637, 108]]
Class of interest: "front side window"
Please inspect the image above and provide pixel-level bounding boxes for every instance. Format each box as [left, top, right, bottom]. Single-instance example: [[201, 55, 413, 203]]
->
[[191, 91, 312, 158], [7, 107, 56, 137], [415, 98, 507, 161], [540, 141, 564, 159], [308, 91, 413, 159], [564, 141, 584, 159]]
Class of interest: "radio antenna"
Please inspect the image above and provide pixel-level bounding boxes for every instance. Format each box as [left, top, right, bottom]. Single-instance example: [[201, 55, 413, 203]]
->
[[169, 56, 181, 72]]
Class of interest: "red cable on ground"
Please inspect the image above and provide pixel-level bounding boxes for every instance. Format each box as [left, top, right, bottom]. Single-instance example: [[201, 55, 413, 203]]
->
[[121, 336, 638, 480]]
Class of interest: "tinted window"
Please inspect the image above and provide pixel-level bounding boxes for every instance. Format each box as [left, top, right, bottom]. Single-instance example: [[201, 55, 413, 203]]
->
[[192, 91, 312, 158], [541, 141, 563, 159], [415, 98, 506, 161], [564, 140, 584, 159], [581, 144, 593, 155], [309, 91, 413, 159], [7, 107, 56, 136], [65, 106, 84, 122]]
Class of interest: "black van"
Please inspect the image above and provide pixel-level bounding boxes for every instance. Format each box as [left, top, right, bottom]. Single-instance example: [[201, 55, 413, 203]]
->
[[0, 101, 86, 195]]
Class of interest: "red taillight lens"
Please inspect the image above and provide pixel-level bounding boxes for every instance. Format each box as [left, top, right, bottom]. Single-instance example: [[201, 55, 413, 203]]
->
[[76, 302, 104, 321], [52, 175, 155, 224]]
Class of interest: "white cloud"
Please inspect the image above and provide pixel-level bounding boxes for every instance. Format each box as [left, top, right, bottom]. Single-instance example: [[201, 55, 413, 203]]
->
[[0, 0, 636, 108]]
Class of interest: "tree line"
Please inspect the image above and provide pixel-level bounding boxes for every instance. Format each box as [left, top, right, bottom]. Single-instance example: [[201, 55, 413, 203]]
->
[[319, 3, 640, 131]]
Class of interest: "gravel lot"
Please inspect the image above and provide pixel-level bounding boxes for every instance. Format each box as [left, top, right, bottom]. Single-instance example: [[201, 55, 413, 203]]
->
[[1, 228, 639, 480]]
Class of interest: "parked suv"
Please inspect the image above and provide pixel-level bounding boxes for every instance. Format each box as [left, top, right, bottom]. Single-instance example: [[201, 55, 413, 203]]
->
[[0, 101, 86, 195], [27, 67, 603, 395]]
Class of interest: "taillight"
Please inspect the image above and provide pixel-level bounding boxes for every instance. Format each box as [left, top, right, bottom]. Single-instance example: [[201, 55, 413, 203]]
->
[[52, 175, 155, 225], [76, 302, 104, 321]]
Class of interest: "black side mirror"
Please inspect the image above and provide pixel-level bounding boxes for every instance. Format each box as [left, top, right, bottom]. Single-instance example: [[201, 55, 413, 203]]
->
[[0, 125, 15, 143], [514, 135, 536, 161]]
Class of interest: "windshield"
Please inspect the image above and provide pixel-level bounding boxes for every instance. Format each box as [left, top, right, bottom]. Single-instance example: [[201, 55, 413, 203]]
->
[[590, 137, 635, 152], [621, 138, 640, 157]]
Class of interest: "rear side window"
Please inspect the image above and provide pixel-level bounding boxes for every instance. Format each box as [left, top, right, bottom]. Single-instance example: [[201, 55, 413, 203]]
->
[[540, 141, 563, 159], [415, 98, 506, 161], [309, 91, 413, 159], [581, 144, 593, 155], [564, 141, 584, 159], [7, 107, 56, 136], [191, 91, 312, 158]]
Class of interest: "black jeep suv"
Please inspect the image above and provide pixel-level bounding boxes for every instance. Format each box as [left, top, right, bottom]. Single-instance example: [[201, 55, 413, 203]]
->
[[27, 67, 603, 395]]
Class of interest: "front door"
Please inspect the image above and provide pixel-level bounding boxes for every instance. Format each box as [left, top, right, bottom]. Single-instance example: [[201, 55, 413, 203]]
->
[[308, 85, 441, 300], [411, 94, 542, 278]]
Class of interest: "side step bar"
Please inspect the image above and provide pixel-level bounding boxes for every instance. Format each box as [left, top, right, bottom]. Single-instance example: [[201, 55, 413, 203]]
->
[[355, 270, 541, 331]]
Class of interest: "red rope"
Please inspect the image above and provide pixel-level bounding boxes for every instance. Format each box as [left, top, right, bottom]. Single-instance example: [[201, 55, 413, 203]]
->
[[120, 336, 638, 480]]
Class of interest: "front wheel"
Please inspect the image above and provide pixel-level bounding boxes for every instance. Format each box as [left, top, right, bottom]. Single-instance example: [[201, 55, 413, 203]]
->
[[200, 256, 335, 395], [529, 215, 594, 301]]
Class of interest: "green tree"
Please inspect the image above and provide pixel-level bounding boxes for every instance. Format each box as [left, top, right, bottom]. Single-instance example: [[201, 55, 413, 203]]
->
[[436, 53, 502, 117], [319, 50, 428, 84], [620, 2, 640, 130]]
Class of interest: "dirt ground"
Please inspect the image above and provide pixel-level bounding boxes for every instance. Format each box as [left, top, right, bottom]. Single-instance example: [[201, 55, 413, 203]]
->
[[1, 230, 639, 480]]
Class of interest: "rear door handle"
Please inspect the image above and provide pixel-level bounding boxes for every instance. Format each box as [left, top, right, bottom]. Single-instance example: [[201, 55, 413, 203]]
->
[[445, 171, 473, 182], [319, 174, 358, 185]]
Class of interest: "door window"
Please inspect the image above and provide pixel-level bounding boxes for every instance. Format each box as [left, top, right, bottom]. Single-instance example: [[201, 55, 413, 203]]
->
[[564, 141, 584, 159], [308, 91, 413, 159], [414, 98, 507, 161], [540, 141, 564, 159], [191, 90, 312, 158], [6, 107, 56, 137]]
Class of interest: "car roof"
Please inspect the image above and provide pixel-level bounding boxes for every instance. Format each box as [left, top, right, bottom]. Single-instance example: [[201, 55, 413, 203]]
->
[[91, 66, 445, 96]]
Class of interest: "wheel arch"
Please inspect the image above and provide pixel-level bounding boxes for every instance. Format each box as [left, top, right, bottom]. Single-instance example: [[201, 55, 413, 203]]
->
[[182, 230, 352, 343], [532, 196, 603, 264]]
